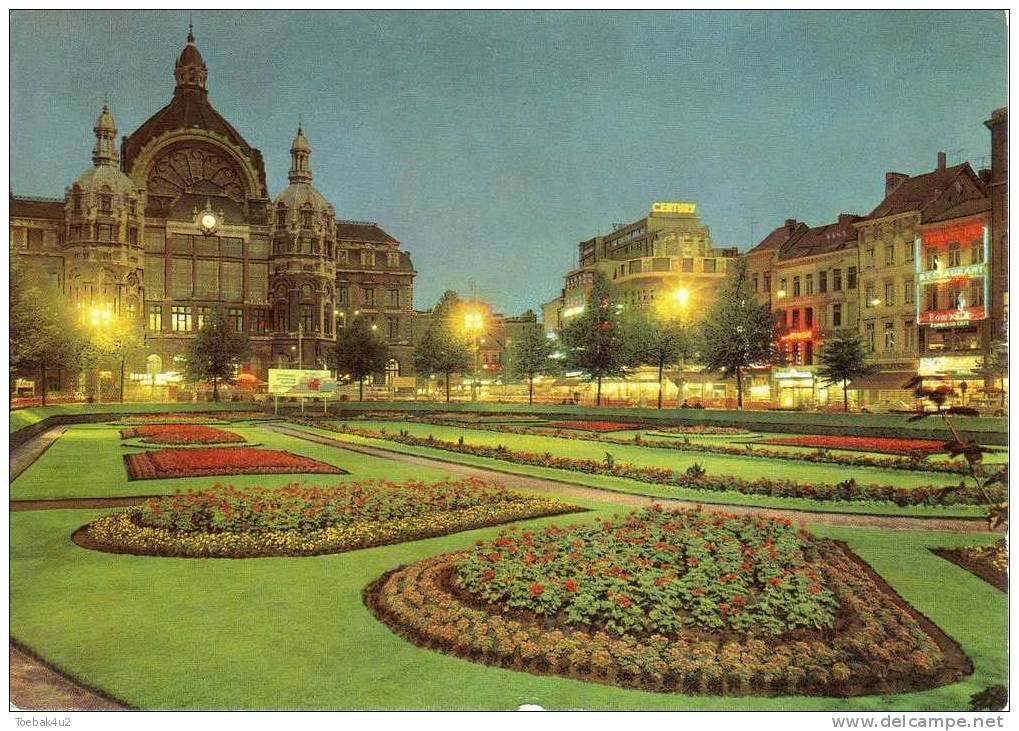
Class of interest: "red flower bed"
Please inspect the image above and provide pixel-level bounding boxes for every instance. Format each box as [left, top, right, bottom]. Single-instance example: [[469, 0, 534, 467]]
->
[[366, 511, 970, 696], [545, 420, 640, 432], [758, 435, 945, 456], [124, 447, 346, 480], [120, 424, 245, 445]]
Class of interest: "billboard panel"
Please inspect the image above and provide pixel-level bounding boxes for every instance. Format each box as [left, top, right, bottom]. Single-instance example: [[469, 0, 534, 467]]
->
[[268, 369, 337, 396]]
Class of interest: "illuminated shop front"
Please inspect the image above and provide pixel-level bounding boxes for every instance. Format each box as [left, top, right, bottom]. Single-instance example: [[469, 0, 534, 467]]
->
[[916, 217, 995, 400], [774, 367, 831, 407]]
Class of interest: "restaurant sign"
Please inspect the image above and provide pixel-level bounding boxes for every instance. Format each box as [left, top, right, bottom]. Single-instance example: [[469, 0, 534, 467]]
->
[[918, 306, 986, 327]]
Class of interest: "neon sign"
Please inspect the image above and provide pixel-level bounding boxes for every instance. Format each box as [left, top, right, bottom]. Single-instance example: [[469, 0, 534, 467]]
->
[[651, 201, 697, 215], [920, 221, 985, 247], [916, 262, 988, 284], [779, 330, 815, 342], [918, 306, 986, 327]]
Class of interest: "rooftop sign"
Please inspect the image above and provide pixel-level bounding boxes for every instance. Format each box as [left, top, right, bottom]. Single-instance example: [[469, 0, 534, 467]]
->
[[651, 201, 697, 215]]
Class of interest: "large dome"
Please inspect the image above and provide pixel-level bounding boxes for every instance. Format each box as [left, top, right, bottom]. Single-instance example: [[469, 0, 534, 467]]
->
[[75, 164, 136, 196], [276, 183, 332, 213], [120, 30, 267, 195]]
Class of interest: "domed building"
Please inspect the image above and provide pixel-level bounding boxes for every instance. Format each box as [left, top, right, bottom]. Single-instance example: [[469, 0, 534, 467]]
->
[[10, 28, 417, 396]]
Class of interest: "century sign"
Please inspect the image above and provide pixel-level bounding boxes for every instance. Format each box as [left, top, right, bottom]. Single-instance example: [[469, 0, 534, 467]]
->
[[651, 201, 697, 215]]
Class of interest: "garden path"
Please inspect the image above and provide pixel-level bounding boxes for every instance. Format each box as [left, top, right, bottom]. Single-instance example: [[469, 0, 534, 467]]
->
[[9, 643, 126, 710]]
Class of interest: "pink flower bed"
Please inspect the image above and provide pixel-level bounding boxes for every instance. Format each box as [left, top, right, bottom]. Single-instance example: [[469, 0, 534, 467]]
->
[[758, 435, 945, 455], [124, 447, 347, 480]]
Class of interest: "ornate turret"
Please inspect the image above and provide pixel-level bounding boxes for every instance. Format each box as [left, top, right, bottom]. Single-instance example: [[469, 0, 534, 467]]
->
[[289, 123, 312, 184], [92, 104, 119, 166], [174, 26, 208, 92], [271, 123, 337, 362], [64, 103, 145, 320]]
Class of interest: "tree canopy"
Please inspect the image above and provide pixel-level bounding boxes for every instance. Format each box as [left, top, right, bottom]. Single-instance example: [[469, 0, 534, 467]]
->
[[816, 334, 878, 412], [413, 290, 473, 402], [506, 322, 559, 404], [699, 258, 775, 409], [182, 309, 250, 401], [559, 272, 629, 406], [330, 316, 389, 401], [624, 312, 699, 409]]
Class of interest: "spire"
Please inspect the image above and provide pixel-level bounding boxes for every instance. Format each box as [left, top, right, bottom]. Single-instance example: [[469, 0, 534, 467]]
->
[[174, 26, 208, 92], [289, 122, 312, 183], [91, 103, 119, 166]]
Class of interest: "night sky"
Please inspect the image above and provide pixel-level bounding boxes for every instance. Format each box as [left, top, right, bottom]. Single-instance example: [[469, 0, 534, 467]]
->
[[10, 10, 1007, 314]]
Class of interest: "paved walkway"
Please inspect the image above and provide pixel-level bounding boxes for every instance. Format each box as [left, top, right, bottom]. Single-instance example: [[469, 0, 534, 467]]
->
[[265, 423, 994, 534], [10, 425, 66, 482], [9, 643, 125, 710]]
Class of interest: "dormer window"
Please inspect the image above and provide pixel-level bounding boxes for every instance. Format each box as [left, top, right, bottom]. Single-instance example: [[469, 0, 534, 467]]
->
[[276, 205, 287, 227], [99, 193, 112, 213]]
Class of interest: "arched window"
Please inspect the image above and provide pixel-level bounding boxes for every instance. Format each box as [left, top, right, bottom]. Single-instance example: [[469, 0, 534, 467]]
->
[[276, 204, 288, 227], [385, 358, 400, 387], [300, 283, 314, 300], [146, 354, 163, 374]]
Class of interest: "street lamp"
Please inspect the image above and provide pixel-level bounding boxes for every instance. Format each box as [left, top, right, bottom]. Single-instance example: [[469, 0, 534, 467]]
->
[[463, 310, 484, 402]]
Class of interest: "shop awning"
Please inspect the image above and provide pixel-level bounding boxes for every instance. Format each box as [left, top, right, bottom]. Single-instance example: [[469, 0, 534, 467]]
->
[[847, 371, 917, 390]]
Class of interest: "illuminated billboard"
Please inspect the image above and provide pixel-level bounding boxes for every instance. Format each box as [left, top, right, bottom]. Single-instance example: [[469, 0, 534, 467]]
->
[[268, 369, 337, 396]]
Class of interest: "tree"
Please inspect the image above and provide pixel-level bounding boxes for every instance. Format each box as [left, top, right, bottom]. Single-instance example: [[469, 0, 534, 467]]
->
[[624, 313, 698, 409], [10, 258, 88, 405], [182, 309, 250, 401], [329, 316, 388, 401], [816, 334, 878, 412], [559, 272, 629, 406], [699, 258, 775, 410], [980, 340, 1009, 409], [413, 291, 472, 403], [506, 322, 559, 405]]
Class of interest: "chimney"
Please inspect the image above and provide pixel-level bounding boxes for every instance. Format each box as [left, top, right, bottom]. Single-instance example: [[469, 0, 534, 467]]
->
[[837, 213, 857, 227], [979, 168, 993, 184], [937, 151, 947, 170], [885, 172, 908, 197], [784, 218, 797, 232]]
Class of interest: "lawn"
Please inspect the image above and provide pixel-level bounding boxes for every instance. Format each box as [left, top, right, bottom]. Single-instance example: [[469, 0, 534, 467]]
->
[[9, 504, 1005, 710], [329, 420, 966, 491], [282, 422, 989, 518], [10, 423, 453, 501]]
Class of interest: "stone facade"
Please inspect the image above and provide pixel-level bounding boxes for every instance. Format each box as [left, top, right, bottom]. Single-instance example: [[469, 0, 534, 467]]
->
[[550, 202, 738, 334], [9, 30, 416, 389]]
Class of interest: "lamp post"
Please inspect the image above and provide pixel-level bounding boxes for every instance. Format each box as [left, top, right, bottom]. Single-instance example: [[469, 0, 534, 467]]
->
[[83, 303, 113, 403], [464, 310, 484, 402]]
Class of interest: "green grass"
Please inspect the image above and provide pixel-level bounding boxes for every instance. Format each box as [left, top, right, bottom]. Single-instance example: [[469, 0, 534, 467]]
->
[[10, 504, 1004, 710], [283, 423, 987, 519], [325, 400, 1007, 441], [10, 402, 260, 434], [10, 423, 453, 501], [322, 419, 970, 490]]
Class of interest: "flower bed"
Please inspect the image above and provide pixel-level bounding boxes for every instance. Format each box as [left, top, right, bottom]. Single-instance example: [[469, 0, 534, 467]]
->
[[120, 424, 246, 445], [544, 420, 641, 432], [932, 540, 1007, 593], [109, 411, 269, 425], [75, 478, 581, 558], [757, 435, 945, 456], [399, 417, 970, 475], [652, 425, 751, 436], [314, 423, 1001, 507], [123, 447, 347, 480], [366, 507, 970, 696]]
